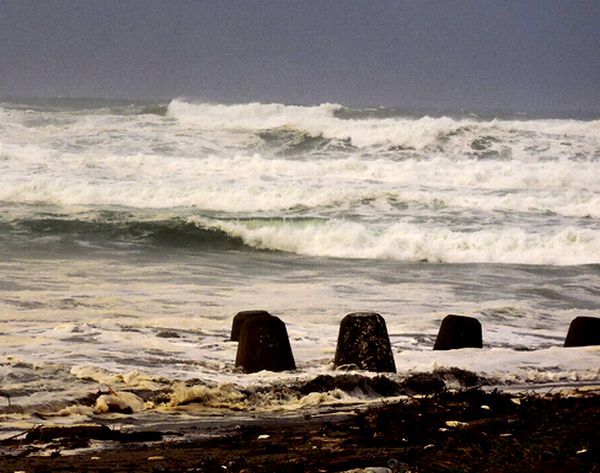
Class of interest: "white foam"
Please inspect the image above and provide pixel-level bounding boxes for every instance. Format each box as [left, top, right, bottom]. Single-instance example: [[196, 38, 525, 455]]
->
[[396, 346, 600, 385], [167, 99, 600, 150], [191, 217, 600, 265], [1, 146, 598, 218], [1, 101, 599, 226], [167, 100, 342, 132]]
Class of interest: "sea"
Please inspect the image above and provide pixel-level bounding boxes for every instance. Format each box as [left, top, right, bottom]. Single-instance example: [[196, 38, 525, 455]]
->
[[0, 98, 599, 433]]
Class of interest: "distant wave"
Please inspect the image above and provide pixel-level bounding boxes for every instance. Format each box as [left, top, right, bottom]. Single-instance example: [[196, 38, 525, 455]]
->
[[0, 98, 169, 116], [1, 99, 598, 265], [167, 99, 600, 150]]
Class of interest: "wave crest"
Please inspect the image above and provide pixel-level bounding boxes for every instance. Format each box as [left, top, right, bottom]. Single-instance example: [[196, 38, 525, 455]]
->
[[167, 99, 600, 150], [190, 217, 600, 265]]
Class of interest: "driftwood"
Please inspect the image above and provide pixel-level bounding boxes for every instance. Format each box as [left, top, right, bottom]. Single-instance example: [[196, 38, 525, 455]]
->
[[1, 424, 163, 445]]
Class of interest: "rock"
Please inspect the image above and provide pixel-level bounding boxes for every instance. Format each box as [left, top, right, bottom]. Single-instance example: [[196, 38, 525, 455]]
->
[[235, 315, 296, 373], [231, 310, 273, 341], [433, 315, 482, 350], [564, 316, 600, 347], [333, 312, 396, 373]]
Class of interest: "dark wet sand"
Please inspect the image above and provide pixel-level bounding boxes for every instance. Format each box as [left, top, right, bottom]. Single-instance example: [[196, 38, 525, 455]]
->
[[1, 388, 598, 473]]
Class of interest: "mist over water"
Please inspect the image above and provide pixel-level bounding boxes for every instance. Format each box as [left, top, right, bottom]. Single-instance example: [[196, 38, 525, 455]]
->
[[0, 98, 599, 432]]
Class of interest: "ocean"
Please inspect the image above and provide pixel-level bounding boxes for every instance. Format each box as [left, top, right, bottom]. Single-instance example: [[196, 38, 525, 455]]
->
[[0, 98, 598, 431]]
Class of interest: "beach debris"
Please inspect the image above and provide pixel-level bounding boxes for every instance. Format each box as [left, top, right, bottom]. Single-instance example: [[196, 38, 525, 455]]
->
[[156, 330, 181, 338], [22, 424, 163, 443], [433, 314, 482, 350], [333, 312, 396, 372], [257, 434, 270, 439], [0, 389, 11, 406], [564, 316, 600, 347], [445, 420, 470, 429], [340, 458, 408, 473], [26, 424, 113, 442], [148, 455, 165, 461], [231, 309, 272, 341], [235, 313, 296, 373]]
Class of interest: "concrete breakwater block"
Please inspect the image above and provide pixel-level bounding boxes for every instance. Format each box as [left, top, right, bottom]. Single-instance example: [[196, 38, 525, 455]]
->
[[434, 314, 482, 350], [231, 310, 272, 341], [564, 316, 600, 347], [333, 312, 396, 372], [235, 314, 296, 373]]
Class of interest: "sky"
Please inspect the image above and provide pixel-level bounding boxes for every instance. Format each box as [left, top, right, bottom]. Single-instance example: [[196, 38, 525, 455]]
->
[[0, 0, 599, 113]]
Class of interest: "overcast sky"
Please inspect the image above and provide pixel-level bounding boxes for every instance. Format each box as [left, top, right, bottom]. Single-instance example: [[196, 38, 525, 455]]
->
[[1, 0, 598, 112]]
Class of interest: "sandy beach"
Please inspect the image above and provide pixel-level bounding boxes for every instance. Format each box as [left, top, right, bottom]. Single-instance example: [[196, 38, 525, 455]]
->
[[1, 374, 599, 472]]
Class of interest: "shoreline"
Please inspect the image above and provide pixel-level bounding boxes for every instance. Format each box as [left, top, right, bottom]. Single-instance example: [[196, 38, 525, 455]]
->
[[2, 381, 598, 472]]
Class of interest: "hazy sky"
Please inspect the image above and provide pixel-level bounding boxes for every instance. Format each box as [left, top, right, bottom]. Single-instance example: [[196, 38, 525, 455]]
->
[[1, 0, 598, 112]]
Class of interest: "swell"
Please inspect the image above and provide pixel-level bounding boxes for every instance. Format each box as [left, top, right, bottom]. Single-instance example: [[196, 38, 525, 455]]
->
[[0, 98, 168, 116], [11, 216, 248, 250]]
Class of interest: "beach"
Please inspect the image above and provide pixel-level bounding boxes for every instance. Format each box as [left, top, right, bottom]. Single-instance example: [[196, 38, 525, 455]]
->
[[2, 384, 599, 472]]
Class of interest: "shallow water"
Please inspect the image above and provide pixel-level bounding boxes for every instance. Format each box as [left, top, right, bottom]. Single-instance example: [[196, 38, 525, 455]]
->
[[0, 98, 598, 432]]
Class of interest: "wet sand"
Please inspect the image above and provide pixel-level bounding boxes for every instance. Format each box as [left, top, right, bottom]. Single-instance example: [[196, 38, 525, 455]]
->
[[1, 387, 598, 472]]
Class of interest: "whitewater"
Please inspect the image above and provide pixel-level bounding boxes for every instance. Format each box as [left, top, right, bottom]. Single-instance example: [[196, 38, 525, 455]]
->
[[0, 98, 598, 434]]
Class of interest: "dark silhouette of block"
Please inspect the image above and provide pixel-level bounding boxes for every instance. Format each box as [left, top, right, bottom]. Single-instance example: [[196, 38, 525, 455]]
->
[[235, 315, 296, 373], [433, 315, 482, 350], [231, 310, 272, 341], [564, 316, 600, 347], [333, 312, 396, 372]]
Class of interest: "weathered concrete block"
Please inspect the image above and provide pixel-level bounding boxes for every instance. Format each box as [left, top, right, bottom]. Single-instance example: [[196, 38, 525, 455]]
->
[[235, 315, 296, 373], [564, 316, 600, 347], [433, 314, 482, 350], [333, 312, 396, 372], [231, 310, 272, 341]]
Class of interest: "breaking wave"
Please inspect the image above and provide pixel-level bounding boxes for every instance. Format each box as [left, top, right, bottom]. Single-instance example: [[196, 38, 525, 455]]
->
[[167, 99, 600, 151], [1, 149, 598, 218], [190, 217, 600, 265], [5, 213, 600, 265]]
